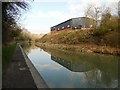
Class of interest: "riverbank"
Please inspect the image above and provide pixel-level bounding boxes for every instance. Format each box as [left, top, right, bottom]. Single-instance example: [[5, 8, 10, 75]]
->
[[3, 43, 48, 88], [36, 29, 120, 56], [35, 42, 120, 56]]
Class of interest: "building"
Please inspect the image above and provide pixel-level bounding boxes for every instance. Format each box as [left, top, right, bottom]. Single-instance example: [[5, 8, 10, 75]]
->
[[51, 17, 95, 32]]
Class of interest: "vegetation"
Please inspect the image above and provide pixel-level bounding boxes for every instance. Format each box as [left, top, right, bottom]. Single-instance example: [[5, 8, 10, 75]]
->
[[38, 26, 120, 48], [38, 30, 90, 44], [2, 2, 30, 45], [38, 3, 119, 51], [2, 43, 16, 68], [19, 29, 32, 41], [2, 2, 32, 68], [37, 6, 120, 55]]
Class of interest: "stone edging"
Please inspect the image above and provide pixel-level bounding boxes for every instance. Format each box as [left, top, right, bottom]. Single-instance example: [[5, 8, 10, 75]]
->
[[18, 43, 48, 88]]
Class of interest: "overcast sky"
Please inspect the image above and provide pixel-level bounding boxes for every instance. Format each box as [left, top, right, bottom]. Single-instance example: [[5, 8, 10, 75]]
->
[[19, 0, 119, 34]]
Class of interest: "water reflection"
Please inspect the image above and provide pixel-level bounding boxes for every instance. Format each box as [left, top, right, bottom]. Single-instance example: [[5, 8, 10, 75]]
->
[[22, 43, 119, 88], [51, 56, 94, 72], [21, 42, 40, 54], [45, 47, 118, 88]]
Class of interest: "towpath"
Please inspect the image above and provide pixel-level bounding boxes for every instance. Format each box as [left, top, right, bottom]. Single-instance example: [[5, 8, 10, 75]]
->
[[3, 43, 48, 89]]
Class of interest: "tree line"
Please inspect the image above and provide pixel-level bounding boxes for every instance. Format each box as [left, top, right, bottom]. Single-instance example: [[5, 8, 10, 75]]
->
[[2, 2, 33, 45], [84, 3, 120, 48], [84, 3, 119, 34]]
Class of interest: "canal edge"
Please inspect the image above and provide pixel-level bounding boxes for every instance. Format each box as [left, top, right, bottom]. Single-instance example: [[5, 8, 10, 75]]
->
[[18, 43, 48, 89]]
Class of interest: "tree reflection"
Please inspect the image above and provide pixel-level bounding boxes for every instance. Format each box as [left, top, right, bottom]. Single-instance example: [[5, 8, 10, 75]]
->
[[42, 47, 118, 88], [22, 43, 118, 88], [21, 42, 32, 54], [21, 42, 38, 54]]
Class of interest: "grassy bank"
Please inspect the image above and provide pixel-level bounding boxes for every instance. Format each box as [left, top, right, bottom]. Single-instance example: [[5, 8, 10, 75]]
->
[[2, 43, 16, 68], [38, 29, 91, 44], [36, 29, 120, 55], [38, 29, 120, 48]]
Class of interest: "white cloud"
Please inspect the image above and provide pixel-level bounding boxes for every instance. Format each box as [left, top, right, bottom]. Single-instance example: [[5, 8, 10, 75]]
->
[[20, 0, 119, 34], [33, 0, 70, 2], [39, 64, 62, 70], [37, 11, 63, 18], [33, 0, 119, 3], [105, 0, 119, 2]]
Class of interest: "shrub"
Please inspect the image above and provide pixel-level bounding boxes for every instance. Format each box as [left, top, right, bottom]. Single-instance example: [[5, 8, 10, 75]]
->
[[93, 28, 107, 36]]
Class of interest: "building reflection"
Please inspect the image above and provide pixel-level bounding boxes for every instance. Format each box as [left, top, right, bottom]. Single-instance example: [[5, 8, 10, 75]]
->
[[51, 55, 94, 72], [49, 49, 118, 88], [22, 43, 118, 88], [51, 55, 118, 88]]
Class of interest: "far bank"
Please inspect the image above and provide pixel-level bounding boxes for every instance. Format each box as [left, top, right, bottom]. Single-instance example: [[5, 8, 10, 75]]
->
[[35, 29, 120, 56], [35, 42, 120, 56]]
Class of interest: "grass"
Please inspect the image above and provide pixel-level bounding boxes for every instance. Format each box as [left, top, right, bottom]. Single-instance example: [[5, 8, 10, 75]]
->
[[39, 29, 90, 44], [39, 29, 120, 49], [2, 43, 16, 68], [36, 29, 120, 55]]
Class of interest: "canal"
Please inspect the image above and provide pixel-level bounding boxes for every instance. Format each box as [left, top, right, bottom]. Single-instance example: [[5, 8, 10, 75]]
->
[[21, 43, 119, 88]]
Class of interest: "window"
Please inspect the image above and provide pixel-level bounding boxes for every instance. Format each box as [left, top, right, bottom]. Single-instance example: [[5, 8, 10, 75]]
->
[[53, 27, 55, 29], [67, 25, 70, 27], [79, 25, 82, 27], [74, 27, 77, 29]]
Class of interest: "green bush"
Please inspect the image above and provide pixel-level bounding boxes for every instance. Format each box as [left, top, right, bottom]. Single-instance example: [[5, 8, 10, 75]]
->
[[93, 28, 106, 36]]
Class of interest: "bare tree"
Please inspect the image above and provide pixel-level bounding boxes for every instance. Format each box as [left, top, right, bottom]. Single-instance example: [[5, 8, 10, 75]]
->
[[84, 4, 101, 28], [84, 4, 93, 18]]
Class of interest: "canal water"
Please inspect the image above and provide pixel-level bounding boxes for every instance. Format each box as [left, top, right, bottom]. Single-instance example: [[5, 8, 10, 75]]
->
[[22, 43, 119, 88]]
